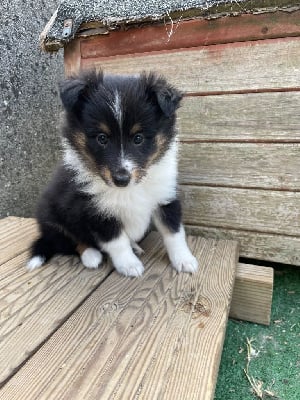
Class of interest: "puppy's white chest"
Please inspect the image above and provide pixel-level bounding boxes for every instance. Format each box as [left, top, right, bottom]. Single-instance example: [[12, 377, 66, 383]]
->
[[120, 203, 152, 241]]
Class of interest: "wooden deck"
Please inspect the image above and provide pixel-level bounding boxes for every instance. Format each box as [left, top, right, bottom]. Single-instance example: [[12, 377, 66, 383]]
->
[[0, 217, 238, 399]]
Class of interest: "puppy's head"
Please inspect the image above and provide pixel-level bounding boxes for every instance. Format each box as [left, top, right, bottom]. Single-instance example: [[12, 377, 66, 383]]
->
[[60, 70, 182, 187]]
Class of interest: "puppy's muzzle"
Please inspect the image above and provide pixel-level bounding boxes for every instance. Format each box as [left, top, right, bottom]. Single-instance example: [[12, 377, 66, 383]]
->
[[112, 168, 131, 187]]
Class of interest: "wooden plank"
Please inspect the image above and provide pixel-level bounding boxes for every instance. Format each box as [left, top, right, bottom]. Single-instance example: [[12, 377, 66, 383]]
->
[[180, 186, 300, 237], [80, 11, 300, 59], [0, 233, 238, 400], [185, 225, 300, 266], [64, 38, 82, 77], [0, 254, 113, 384], [0, 217, 23, 229], [0, 219, 38, 265], [82, 37, 300, 93], [178, 92, 300, 141], [0, 217, 34, 234], [229, 263, 273, 325], [178, 142, 300, 190]]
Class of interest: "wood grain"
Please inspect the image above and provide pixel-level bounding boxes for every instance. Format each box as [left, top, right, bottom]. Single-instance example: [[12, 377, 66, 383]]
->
[[80, 11, 300, 59], [82, 37, 300, 93], [0, 233, 238, 400], [178, 142, 300, 190], [0, 218, 38, 265], [230, 263, 273, 325], [0, 255, 113, 385], [185, 225, 300, 266], [178, 92, 300, 141], [64, 39, 82, 77], [180, 186, 300, 237]]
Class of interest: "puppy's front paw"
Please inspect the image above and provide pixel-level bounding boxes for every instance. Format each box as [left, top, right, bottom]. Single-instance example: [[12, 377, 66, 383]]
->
[[170, 250, 198, 274], [81, 248, 103, 269], [114, 253, 144, 277]]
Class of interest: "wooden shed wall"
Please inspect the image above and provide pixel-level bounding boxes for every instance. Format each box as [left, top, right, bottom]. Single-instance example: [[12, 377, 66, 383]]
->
[[64, 11, 300, 265]]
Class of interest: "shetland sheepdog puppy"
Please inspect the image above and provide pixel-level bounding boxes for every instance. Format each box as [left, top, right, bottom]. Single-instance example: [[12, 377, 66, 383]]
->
[[27, 70, 198, 277]]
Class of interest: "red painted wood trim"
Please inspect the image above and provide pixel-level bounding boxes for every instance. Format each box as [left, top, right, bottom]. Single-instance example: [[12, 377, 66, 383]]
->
[[80, 10, 300, 59]]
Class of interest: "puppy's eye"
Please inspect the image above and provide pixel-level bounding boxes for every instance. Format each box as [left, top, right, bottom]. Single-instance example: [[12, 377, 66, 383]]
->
[[133, 133, 144, 145], [97, 133, 108, 146]]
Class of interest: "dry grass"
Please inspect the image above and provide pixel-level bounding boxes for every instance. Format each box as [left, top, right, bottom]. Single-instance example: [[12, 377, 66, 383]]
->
[[244, 338, 279, 399]]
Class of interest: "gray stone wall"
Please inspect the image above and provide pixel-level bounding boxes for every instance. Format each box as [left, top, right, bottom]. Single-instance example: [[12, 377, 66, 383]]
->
[[0, 0, 64, 218]]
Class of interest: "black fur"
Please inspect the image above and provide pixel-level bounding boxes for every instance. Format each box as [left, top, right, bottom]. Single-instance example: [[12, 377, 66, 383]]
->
[[158, 199, 182, 234], [30, 70, 183, 265]]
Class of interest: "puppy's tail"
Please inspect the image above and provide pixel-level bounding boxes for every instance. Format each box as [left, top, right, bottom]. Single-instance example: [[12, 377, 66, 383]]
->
[[27, 229, 77, 271]]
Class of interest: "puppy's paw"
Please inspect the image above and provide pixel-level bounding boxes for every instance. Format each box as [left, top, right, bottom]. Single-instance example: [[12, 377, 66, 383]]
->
[[170, 250, 198, 274], [114, 253, 144, 277], [27, 255, 46, 271], [131, 241, 144, 256], [81, 248, 103, 269]]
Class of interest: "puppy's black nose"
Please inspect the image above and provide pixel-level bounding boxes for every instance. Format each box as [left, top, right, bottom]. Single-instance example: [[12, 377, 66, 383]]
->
[[112, 169, 131, 187]]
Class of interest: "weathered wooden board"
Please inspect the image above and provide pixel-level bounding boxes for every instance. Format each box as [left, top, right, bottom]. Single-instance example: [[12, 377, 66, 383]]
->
[[181, 186, 300, 237], [178, 92, 300, 141], [185, 225, 300, 266], [0, 232, 238, 400], [230, 263, 273, 325], [79, 11, 300, 59], [0, 218, 38, 265], [0, 252, 113, 385], [178, 142, 300, 190], [82, 37, 300, 93]]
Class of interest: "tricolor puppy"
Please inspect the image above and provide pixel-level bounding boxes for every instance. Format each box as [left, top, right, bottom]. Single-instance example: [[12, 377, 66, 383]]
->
[[27, 70, 198, 277]]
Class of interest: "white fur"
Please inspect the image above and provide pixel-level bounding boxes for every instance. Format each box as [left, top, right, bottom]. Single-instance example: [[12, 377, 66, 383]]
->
[[63, 140, 178, 243], [121, 158, 136, 172], [80, 248, 103, 269], [154, 221, 198, 274], [27, 255, 45, 271], [101, 232, 144, 277], [110, 90, 122, 127]]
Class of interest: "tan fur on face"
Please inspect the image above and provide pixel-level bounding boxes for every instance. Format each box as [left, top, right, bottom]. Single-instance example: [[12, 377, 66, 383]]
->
[[130, 123, 142, 136], [99, 123, 111, 135], [100, 166, 113, 186], [145, 133, 168, 169], [72, 132, 100, 176]]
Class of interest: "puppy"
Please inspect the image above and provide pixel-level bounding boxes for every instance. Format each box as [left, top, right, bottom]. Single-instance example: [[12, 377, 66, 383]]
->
[[27, 70, 198, 277]]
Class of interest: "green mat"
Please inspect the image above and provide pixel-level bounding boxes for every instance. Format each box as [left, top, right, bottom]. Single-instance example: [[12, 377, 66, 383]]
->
[[215, 266, 300, 400]]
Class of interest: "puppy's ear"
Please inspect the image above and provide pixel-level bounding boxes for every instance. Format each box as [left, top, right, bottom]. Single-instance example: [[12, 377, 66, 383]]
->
[[59, 70, 103, 114], [142, 72, 183, 117]]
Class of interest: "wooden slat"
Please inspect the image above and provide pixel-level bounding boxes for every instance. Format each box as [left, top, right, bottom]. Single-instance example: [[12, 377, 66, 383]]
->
[[178, 92, 300, 141], [229, 263, 273, 325], [64, 38, 82, 76], [179, 142, 300, 190], [82, 37, 300, 93], [0, 233, 238, 400], [180, 186, 300, 237], [80, 11, 300, 59], [185, 225, 300, 266], [0, 254, 113, 384], [0, 217, 34, 236], [0, 219, 38, 265], [0, 217, 22, 230]]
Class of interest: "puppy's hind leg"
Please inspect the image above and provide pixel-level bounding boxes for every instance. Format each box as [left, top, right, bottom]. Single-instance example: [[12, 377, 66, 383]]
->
[[153, 199, 198, 274], [27, 226, 77, 271], [77, 243, 103, 269]]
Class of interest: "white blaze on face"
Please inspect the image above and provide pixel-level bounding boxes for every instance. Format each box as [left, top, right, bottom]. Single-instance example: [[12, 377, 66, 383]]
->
[[121, 158, 136, 173], [111, 90, 122, 126], [109, 90, 124, 156]]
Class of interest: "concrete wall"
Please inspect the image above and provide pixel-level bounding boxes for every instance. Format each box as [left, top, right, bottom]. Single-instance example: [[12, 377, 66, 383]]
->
[[0, 0, 64, 218]]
